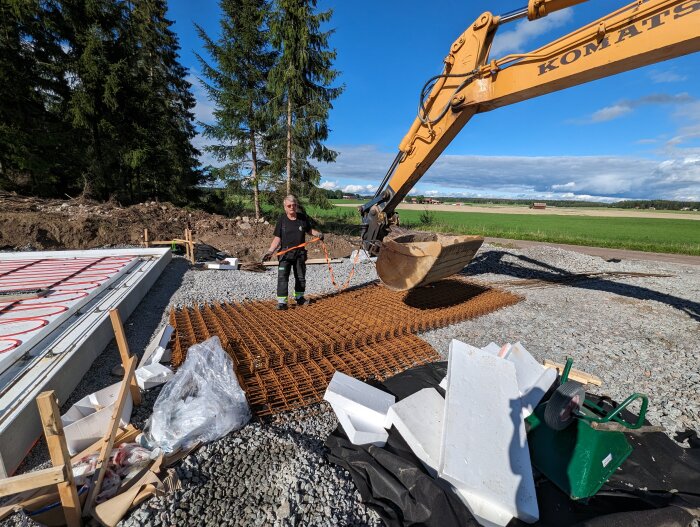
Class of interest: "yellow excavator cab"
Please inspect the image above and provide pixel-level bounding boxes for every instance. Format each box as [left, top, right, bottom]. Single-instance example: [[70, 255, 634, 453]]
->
[[376, 233, 484, 291]]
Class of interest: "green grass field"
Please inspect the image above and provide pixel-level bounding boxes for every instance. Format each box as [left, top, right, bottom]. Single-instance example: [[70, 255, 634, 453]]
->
[[309, 205, 700, 256]]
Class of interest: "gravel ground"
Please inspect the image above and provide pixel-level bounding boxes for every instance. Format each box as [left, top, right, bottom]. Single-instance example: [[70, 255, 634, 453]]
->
[[4, 243, 699, 526]]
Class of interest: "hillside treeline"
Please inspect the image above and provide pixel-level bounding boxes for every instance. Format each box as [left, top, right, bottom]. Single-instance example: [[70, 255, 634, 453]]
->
[[614, 199, 699, 210], [402, 197, 699, 210], [0, 0, 200, 204]]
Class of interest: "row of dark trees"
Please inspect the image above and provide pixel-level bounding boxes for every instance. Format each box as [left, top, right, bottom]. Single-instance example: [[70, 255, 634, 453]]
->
[[1, 0, 201, 204], [197, 0, 342, 218], [615, 199, 699, 210]]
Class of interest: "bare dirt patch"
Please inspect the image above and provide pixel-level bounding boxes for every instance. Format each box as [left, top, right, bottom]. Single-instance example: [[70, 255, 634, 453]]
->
[[0, 192, 355, 262]]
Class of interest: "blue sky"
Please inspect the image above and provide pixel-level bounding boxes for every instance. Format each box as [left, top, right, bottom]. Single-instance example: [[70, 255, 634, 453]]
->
[[167, 0, 700, 202]]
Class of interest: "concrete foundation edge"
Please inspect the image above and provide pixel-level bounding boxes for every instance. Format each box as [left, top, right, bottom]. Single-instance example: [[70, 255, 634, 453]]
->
[[0, 251, 171, 477]]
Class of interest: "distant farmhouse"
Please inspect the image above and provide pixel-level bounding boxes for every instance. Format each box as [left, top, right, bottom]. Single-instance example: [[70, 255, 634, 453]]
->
[[530, 202, 547, 209]]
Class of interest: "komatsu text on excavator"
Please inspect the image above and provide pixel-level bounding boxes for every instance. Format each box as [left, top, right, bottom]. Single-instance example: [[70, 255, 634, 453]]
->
[[359, 0, 700, 291]]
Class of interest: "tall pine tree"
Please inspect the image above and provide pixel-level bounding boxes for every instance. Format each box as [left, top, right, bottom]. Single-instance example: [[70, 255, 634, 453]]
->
[[121, 0, 200, 203], [59, 0, 130, 198], [268, 0, 342, 195], [1, 0, 201, 203], [195, 0, 276, 219], [0, 0, 75, 195]]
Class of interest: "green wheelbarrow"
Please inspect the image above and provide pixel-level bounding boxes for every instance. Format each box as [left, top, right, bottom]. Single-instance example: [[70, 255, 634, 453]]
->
[[526, 357, 650, 500]]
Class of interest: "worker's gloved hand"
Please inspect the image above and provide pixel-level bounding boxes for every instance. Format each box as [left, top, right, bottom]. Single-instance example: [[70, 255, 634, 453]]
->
[[316, 232, 324, 240], [261, 251, 273, 262]]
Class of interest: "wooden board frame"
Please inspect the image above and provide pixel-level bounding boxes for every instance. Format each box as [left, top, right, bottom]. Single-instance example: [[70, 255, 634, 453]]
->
[[83, 355, 137, 516], [109, 309, 142, 406]]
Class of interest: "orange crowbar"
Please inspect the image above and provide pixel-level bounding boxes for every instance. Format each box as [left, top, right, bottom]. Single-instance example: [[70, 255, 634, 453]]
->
[[275, 237, 322, 257]]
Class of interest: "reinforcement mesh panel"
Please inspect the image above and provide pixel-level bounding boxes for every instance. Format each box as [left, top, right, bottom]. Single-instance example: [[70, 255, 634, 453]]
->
[[170, 278, 521, 416]]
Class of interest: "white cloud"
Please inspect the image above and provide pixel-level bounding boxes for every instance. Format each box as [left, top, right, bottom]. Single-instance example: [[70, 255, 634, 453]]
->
[[490, 11, 573, 57], [649, 69, 687, 84], [191, 134, 221, 168], [319, 145, 700, 201], [320, 181, 338, 190], [424, 190, 440, 196], [584, 93, 695, 123], [187, 73, 217, 125], [343, 184, 377, 194], [590, 104, 632, 122], [551, 182, 576, 190]]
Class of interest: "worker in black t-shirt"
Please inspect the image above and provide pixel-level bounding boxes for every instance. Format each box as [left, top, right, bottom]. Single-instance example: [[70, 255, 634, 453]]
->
[[262, 194, 324, 310]]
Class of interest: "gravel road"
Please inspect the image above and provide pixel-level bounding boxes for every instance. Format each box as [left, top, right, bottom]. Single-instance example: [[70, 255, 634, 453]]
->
[[5, 243, 699, 526]]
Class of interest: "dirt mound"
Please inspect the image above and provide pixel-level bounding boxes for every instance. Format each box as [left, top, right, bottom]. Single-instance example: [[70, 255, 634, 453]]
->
[[0, 191, 356, 262]]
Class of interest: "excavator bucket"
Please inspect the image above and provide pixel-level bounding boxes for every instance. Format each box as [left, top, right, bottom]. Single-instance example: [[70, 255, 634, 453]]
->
[[376, 232, 484, 291]]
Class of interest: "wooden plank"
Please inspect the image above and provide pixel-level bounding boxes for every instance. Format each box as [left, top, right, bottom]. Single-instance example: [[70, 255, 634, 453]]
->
[[109, 309, 142, 406], [543, 359, 602, 386], [36, 391, 82, 527], [84, 355, 137, 516], [148, 240, 183, 245], [0, 465, 66, 497], [262, 258, 342, 266], [590, 421, 664, 433]]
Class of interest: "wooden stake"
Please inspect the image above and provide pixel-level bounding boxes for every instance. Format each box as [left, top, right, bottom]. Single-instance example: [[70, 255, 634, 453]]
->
[[109, 309, 142, 406], [143, 228, 149, 248], [191, 229, 195, 265], [84, 355, 137, 516], [36, 391, 82, 527], [185, 228, 195, 265]]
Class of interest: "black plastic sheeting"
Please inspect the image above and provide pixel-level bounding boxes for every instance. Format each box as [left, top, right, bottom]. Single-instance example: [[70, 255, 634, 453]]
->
[[325, 362, 700, 527]]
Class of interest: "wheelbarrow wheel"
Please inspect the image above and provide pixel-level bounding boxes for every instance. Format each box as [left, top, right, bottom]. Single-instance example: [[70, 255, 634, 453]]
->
[[544, 381, 586, 430]]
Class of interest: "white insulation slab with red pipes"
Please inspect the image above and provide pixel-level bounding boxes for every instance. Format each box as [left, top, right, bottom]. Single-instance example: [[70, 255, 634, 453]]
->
[[0, 248, 170, 477]]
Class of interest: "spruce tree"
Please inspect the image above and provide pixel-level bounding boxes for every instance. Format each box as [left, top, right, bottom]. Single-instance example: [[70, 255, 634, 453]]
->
[[58, 0, 130, 198], [195, 0, 275, 219], [122, 0, 200, 203], [0, 0, 75, 195], [268, 0, 342, 195]]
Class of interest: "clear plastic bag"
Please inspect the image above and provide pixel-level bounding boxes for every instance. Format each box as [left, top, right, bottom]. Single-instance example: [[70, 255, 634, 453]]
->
[[143, 336, 250, 453]]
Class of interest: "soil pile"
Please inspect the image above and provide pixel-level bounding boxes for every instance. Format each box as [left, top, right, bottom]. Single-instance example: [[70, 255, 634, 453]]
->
[[0, 191, 356, 262]]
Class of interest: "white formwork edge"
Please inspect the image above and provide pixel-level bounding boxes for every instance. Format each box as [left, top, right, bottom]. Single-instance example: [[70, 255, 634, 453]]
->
[[0, 248, 171, 477]]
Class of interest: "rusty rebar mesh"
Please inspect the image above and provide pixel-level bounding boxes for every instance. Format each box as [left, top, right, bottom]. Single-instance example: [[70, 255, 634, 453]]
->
[[170, 278, 521, 416]]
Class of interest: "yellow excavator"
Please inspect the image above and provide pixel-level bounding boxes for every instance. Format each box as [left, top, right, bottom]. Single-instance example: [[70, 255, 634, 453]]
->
[[359, 0, 700, 290]]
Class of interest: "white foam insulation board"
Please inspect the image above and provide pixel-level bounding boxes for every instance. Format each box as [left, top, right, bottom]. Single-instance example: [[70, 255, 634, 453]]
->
[[439, 339, 539, 526]]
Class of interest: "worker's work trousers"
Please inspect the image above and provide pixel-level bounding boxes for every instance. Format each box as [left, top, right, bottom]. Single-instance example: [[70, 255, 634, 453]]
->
[[276, 255, 306, 302]]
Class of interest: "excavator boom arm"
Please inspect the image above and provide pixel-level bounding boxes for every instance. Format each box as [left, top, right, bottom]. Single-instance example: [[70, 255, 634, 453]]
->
[[361, 0, 700, 251]]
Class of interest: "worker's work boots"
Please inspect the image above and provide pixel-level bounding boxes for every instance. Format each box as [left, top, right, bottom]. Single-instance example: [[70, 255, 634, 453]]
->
[[276, 303, 287, 311], [296, 297, 306, 307]]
